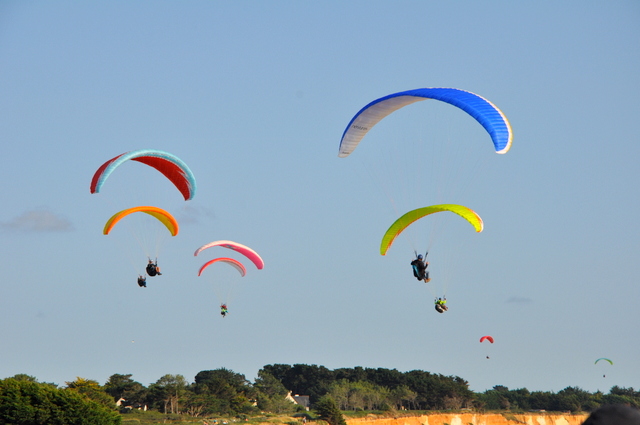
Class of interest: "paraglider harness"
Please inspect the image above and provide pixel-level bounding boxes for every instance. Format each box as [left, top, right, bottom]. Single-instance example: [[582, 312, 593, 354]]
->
[[220, 304, 228, 318], [137, 275, 147, 287], [411, 251, 429, 282], [146, 258, 161, 277], [435, 297, 448, 313]]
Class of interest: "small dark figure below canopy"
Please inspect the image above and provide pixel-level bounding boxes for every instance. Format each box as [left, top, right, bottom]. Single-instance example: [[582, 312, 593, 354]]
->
[[137, 275, 147, 287], [146, 258, 162, 276], [220, 304, 228, 318], [410, 253, 430, 283]]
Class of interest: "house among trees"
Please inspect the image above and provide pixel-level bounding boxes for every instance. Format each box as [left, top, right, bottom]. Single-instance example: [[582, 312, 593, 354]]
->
[[285, 391, 310, 410]]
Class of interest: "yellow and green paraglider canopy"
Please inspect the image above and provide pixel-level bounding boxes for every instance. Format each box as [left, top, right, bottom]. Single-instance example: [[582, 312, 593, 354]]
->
[[380, 204, 483, 256]]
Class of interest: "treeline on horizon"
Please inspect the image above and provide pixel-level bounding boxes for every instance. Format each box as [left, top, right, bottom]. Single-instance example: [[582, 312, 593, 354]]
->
[[2, 364, 639, 418]]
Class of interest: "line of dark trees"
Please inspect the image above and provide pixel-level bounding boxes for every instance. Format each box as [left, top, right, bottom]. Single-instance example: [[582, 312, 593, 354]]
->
[[261, 364, 640, 413], [2, 364, 639, 422], [476, 385, 640, 413]]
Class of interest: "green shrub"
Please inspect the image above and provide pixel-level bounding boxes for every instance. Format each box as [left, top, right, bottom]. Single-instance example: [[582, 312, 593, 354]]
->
[[0, 378, 121, 425]]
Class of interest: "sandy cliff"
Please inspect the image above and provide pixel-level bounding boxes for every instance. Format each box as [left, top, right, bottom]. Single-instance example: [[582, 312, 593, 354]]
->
[[346, 413, 588, 425]]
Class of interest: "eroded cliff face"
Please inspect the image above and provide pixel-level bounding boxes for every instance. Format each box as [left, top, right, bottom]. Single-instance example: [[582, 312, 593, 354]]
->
[[346, 413, 588, 425]]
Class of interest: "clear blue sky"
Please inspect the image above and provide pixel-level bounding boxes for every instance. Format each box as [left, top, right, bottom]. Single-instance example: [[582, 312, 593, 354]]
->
[[1, 1, 639, 394]]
